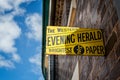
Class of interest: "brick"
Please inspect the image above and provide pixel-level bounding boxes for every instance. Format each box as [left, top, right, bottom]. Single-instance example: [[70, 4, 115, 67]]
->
[[105, 59, 120, 80], [105, 31, 117, 56], [104, 25, 109, 41], [117, 77, 120, 80], [116, 41, 120, 57], [115, 22, 120, 37], [79, 56, 92, 80], [97, 61, 110, 80]]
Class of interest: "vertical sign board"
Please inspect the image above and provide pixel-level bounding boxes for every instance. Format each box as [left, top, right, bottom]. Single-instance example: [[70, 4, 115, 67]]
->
[[46, 26, 105, 56]]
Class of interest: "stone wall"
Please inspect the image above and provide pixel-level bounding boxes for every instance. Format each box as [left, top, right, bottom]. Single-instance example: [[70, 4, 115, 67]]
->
[[54, 0, 120, 80], [74, 0, 120, 80]]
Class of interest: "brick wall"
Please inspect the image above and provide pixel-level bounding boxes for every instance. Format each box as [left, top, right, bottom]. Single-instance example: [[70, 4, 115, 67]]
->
[[57, 56, 78, 80], [54, 0, 64, 26], [77, 0, 120, 80], [61, 0, 71, 26], [54, 0, 120, 80]]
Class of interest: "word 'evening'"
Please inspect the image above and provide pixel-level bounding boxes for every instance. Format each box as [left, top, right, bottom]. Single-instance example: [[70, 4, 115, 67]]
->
[[47, 31, 102, 46]]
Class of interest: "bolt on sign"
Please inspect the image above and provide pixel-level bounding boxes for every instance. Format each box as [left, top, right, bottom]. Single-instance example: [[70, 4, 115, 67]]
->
[[46, 26, 105, 56]]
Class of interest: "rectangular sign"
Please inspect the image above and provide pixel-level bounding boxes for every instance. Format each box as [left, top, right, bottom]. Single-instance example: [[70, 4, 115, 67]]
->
[[46, 26, 105, 56]]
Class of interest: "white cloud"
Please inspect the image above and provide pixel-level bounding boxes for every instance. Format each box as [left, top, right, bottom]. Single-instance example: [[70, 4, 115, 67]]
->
[[0, 15, 21, 54], [12, 8, 26, 16], [12, 53, 21, 62], [0, 14, 21, 66], [0, 0, 33, 14], [29, 53, 44, 80], [29, 53, 41, 74], [25, 13, 42, 41], [0, 0, 34, 68], [0, 55, 15, 68]]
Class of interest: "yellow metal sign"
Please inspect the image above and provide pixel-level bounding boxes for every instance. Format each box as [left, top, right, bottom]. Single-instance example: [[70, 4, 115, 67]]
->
[[46, 26, 105, 56]]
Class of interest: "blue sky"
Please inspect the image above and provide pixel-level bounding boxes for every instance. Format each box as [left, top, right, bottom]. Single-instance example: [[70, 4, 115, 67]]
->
[[0, 0, 44, 80]]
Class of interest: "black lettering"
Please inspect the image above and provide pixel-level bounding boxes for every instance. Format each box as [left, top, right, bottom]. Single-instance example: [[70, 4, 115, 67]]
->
[[60, 36, 65, 44], [48, 28, 54, 33], [66, 34, 75, 44], [90, 32, 94, 41], [86, 46, 104, 54], [71, 34, 75, 43], [93, 46, 97, 54], [89, 46, 93, 53], [86, 32, 89, 41], [93, 32, 97, 40], [57, 28, 63, 32], [99, 46, 105, 54], [77, 33, 82, 42], [97, 31, 102, 40], [47, 37, 51, 46], [65, 47, 72, 53], [66, 35, 71, 44], [86, 47, 89, 53], [51, 36, 56, 45], [82, 33, 85, 42], [56, 36, 59, 45]]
